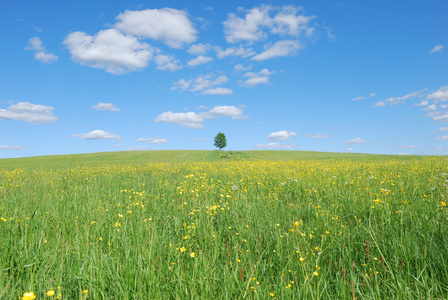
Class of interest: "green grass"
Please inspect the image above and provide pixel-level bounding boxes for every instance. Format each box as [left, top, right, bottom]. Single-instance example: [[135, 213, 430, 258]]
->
[[0, 150, 436, 170], [1, 151, 447, 299]]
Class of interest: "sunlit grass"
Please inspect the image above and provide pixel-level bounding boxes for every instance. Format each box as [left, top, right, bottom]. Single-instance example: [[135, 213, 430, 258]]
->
[[1, 152, 447, 299]]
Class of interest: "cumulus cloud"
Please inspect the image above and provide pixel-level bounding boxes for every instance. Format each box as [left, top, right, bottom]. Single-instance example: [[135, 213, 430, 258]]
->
[[373, 101, 386, 107], [127, 146, 149, 151], [188, 43, 212, 55], [173, 73, 232, 95], [384, 88, 428, 105], [223, 5, 315, 43], [63, 29, 153, 75], [215, 46, 256, 59], [187, 55, 213, 67], [435, 147, 448, 151], [0, 145, 25, 150], [415, 100, 429, 106], [436, 127, 448, 132], [194, 138, 209, 142], [0, 102, 58, 124], [154, 111, 204, 129], [240, 68, 275, 87], [427, 85, 448, 102], [73, 130, 121, 140], [344, 138, 366, 144], [267, 130, 297, 141], [352, 96, 364, 101], [92, 102, 119, 111], [422, 104, 437, 111], [114, 8, 197, 48], [234, 64, 252, 72], [374, 88, 428, 107], [429, 45, 444, 53], [397, 145, 416, 149], [432, 113, 448, 121], [154, 54, 181, 71], [435, 135, 448, 141], [313, 133, 329, 139], [252, 40, 302, 61], [135, 137, 169, 144], [201, 87, 233, 95], [25, 37, 58, 63], [256, 143, 294, 150], [154, 105, 246, 129]]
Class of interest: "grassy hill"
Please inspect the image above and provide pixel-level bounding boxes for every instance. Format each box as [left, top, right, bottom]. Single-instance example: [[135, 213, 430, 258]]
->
[[0, 150, 441, 170]]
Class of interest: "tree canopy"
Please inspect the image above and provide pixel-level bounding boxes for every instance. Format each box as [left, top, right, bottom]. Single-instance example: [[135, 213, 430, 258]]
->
[[214, 132, 227, 150]]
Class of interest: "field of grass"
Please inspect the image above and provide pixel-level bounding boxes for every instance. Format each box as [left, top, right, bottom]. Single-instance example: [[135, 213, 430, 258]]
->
[[1, 150, 448, 299]]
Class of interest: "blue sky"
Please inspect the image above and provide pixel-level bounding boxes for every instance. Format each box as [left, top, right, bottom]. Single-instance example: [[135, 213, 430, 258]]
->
[[1, 0, 447, 158]]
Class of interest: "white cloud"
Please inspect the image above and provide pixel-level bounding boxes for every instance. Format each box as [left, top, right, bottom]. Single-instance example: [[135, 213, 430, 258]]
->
[[201, 87, 233, 95], [223, 5, 315, 43], [256, 143, 294, 149], [171, 79, 192, 91], [154, 105, 246, 129], [344, 138, 366, 144], [429, 45, 444, 53], [188, 43, 212, 55], [26, 37, 58, 63], [384, 88, 427, 105], [432, 113, 448, 121], [154, 111, 205, 129], [223, 6, 271, 43], [154, 54, 182, 72], [191, 74, 228, 92], [92, 102, 119, 111], [174, 73, 232, 95], [0, 145, 25, 150], [204, 105, 244, 119], [215, 46, 256, 58], [422, 104, 437, 111], [415, 100, 429, 106], [234, 64, 252, 72], [114, 8, 197, 48], [252, 40, 302, 61], [313, 133, 329, 139], [435, 147, 448, 151], [427, 85, 448, 102], [397, 145, 416, 149], [241, 68, 275, 87], [63, 29, 153, 75], [369, 93, 375, 97], [440, 104, 448, 109], [194, 138, 209, 142], [73, 130, 121, 140], [0, 102, 58, 124], [136, 137, 169, 144], [267, 130, 297, 141], [127, 146, 149, 151], [373, 101, 386, 107], [271, 6, 315, 36], [436, 127, 448, 132], [187, 55, 213, 67], [435, 135, 448, 141], [352, 96, 364, 101], [345, 148, 353, 151]]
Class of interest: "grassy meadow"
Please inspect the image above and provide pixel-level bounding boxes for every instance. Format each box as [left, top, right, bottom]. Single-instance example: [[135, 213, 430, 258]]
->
[[1, 150, 448, 299]]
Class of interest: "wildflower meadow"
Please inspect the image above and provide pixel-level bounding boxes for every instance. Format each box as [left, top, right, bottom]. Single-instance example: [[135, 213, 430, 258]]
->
[[1, 151, 447, 299]]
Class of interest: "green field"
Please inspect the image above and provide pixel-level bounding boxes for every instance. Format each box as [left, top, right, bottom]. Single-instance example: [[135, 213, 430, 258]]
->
[[1, 151, 447, 299]]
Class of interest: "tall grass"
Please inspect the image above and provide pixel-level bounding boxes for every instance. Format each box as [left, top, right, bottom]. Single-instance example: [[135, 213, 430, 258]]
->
[[1, 153, 447, 299]]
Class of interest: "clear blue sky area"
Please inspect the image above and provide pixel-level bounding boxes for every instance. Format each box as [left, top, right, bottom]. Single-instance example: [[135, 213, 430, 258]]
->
[[1, 0, 447, 158]]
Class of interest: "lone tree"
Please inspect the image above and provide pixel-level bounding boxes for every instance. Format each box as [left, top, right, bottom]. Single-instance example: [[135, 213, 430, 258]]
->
[[214, 132, 227, 150]]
